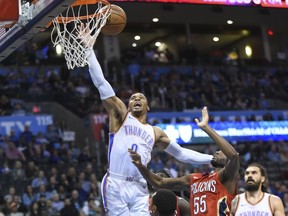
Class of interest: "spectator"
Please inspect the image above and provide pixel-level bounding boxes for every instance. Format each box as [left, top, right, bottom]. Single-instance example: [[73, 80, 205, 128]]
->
[[34, 132, 49, 145], [22, 185, 36, 208], [148, 155, 165, 171], [7, 201, 25, 216], [57, 185, 67, 201], [51, 192, 65, 214], [11, 103, 26, 116], [37, 194, 47, 212], [45, 124, 61, 144], [9, 130, 19, 146], [58, 174, 69, 191], [25, 161, 38, 183], [11, 160, 26, 182], [70, 190, 84, 211], [77, 146, 92, 163], [19, 124, 33, 147], [0, 94, 12, 115], [13, 196, 28, 215], [267, 143, 281, 162], [77, 172, 90, 194], [35, 185, 52, 201], [47, 175, 59, 193], [31, 170, 48, 190], [46, 199, 58, 216], [81, 197, 101, 216], [5, 142, 26, 162], [60, 198, 79, 216], [29, 201, 41, 216], [4, 187, 18, 204]]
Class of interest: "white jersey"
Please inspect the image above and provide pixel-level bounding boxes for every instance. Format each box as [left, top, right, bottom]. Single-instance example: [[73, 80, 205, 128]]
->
[[107, 112, 155, 177], [234, 192, 273, 216]]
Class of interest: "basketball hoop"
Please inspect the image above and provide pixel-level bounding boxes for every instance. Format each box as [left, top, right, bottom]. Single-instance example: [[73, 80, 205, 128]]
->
[[50, 0, 111, 69]]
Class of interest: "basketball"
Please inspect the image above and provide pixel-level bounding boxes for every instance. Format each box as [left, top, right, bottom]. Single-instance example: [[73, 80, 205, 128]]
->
[[101, 4, 127, 36]]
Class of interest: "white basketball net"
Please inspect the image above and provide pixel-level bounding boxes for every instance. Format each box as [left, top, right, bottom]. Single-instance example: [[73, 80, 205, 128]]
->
[[51, 1, 111, 69]]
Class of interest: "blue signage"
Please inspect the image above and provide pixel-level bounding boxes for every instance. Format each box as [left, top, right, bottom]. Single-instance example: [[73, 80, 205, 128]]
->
[[0, 115, 53, 137], [156, 121, 288, 144], [148, 110, 288, 123]]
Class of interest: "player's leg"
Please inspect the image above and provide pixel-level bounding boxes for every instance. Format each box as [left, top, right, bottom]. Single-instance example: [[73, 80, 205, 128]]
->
[[101, 174, 130, 216], [129, 181, 150, 216]]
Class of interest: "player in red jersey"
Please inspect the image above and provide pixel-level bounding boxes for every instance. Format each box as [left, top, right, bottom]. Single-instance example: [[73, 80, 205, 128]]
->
[[149, 169, 190, 216], [150, 189, 177, 216], [129, 106, 240, 216]]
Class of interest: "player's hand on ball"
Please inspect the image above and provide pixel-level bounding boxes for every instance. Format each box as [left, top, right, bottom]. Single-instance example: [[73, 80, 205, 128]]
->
[[128, 148, 142, 167]]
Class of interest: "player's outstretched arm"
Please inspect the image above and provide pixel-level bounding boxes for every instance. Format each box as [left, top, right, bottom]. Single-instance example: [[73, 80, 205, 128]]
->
[[195, 106, 239, 180], [154, 127, 212, 165], [128, 149, 190, 191]]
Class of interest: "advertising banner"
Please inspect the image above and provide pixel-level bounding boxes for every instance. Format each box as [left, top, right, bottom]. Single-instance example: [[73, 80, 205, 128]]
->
[[156, 121, 288, 144], [0, 115, 53, 136]]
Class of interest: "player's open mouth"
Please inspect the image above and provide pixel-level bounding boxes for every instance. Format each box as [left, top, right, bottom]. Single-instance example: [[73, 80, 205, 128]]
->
[[134, 102, 141, 107]]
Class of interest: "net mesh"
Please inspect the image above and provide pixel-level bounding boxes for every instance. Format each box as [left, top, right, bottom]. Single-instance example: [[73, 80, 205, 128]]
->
[[51, 1, 111, 69]]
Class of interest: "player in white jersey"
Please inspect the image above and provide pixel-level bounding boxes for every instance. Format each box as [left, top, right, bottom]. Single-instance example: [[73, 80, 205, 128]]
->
[[78, 24, 213, 216], [230, 163, 285, 216]]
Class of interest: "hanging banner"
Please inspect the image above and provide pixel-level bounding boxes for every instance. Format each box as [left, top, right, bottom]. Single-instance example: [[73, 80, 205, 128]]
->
[[90, 114, 108, 142]]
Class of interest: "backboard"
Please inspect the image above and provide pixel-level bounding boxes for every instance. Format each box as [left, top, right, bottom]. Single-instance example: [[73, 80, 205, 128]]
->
[[0, 0, 77, 62]]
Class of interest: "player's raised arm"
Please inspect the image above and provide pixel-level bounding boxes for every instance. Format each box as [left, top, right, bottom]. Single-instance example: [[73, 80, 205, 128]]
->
[[154, 127, 213, 165], [195, 107, 239, 183], [79, 23, 127, 127], [128, 148, 190, 191]]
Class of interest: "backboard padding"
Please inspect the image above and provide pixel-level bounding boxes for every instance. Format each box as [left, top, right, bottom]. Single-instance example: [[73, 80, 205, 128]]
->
[[0, 0, 77, 62], [0, 0, 19, 21]]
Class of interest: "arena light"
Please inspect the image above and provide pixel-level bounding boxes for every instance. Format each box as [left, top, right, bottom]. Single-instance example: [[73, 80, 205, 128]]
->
[[227, 20, 233, 24], [241, 29, 250, 36], [132, 43, 137, 47], [213, 37, 219, 42], [55, 44, 62, 55], [155, 41, 161, 47], [152, 17, 159, 22], [245, 45, 252, 57], [134, 35, 141, 40], [267, 29, 274, 36]]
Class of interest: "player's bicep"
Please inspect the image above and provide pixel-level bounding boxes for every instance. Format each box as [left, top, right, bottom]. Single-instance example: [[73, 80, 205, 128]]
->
[[271, 196, 285, 216], [154, 127, 171, 149], [102, 96, 127, 118], [102, 97, 127, 132]]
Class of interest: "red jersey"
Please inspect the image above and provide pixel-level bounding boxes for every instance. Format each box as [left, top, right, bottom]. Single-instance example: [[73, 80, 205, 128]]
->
[[190, 172, 236, 216]]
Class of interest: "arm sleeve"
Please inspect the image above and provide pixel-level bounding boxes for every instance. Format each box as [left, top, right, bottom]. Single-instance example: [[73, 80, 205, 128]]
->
[[87, 50, 115, 100], [164, 141, 213, 164]]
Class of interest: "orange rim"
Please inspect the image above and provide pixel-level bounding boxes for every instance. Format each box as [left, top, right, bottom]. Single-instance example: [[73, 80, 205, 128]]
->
[[44, 0, 110, 28], [70, 0, 110, 7]]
